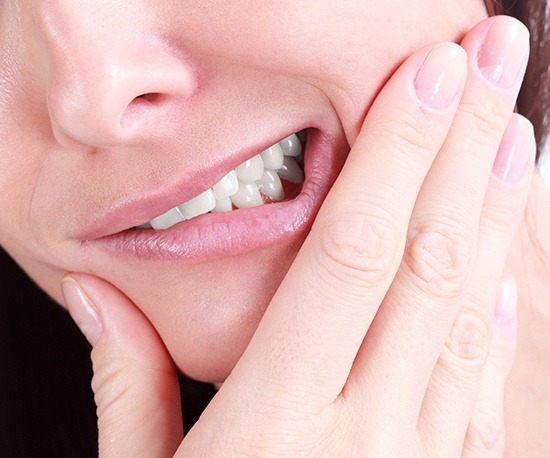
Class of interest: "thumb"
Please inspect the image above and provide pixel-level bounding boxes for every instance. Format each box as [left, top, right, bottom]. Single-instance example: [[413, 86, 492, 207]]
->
[[61, 274, 183, 457]]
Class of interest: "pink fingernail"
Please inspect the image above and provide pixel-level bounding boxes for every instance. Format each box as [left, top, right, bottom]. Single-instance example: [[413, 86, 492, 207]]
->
[[61, 277, 103, 346], [494, 274, 517, 335], [491, 115, 534, 184], [478, 18, 530, 89], [414, 43, 467, 109]]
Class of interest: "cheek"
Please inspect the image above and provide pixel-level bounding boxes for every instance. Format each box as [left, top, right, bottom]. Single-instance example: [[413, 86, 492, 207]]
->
[[204, 0, 487, 144], [307, 2, 487, 144], [0, 23, 54, 264], [0, 110, 64, 281]]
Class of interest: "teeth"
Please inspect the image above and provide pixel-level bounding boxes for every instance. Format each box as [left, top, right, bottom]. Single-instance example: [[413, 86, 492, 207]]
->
[[279, 134, 302, 157], [260, 144, 284, 170], [212, 197, 233, 213], [138, 131, 306, 230], [235, 154, 264, 183], [256, 170, 284, 202], [230, 181, 263, 208], [149, 207, 186, 230], [212, 170, 239, 200], [277, 156, 304, 184], [178, 189, 216, 219]]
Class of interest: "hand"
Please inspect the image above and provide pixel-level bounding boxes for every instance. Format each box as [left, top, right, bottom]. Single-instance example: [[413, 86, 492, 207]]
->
[[62, 16, 534, 457]]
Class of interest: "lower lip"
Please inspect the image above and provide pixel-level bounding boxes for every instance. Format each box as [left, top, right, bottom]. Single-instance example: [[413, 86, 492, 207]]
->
[[90, 129, 346, 262]]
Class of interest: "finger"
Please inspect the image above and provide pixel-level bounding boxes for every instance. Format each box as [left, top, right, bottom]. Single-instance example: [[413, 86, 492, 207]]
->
[[463, 114, 535, 320], [418, 274, 518, 457], [61, 274, 183, 458], [416, 114, 535, 455], [225, 42, 468, 409], [462, 275, 517, 457], [346, 17, 529, 425]]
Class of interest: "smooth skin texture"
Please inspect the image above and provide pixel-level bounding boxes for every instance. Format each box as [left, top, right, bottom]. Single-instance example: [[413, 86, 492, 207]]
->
[[63, 18, 534, 456], [0, 0, 490, 382], [0, 0, 547, 454]]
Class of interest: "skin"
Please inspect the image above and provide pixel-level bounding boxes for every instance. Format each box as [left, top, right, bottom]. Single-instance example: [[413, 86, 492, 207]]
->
[[1, 0, 548, 454], [0, 0, 489, 382], [65, 21, 536, 453], [504, 174, 550, 456], [61, 16, 536, 454]]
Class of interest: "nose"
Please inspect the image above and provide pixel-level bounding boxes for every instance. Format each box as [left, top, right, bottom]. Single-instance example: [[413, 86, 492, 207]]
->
[[41, 5, 197, 150]]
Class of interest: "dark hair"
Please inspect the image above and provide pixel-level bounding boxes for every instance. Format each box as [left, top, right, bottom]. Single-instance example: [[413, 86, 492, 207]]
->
[[1, 1, 549, 456], [0, 248, 216, 456], [487, 0, 550, 163]]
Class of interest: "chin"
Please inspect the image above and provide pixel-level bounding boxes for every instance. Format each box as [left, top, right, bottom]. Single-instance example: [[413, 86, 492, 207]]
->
[[135, 235, 305, 384]]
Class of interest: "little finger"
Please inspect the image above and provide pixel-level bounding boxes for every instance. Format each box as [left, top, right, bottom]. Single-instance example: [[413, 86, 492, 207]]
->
[[462, 275, 517, 457]]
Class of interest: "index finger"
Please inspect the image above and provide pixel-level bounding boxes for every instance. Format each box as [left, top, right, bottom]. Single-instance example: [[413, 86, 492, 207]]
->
[[227, 42, 468, 407]]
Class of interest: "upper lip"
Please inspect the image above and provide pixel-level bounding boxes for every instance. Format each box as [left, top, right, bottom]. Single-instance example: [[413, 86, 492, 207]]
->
[[73, 89, 349, 244], [80, 124, 313, 240]]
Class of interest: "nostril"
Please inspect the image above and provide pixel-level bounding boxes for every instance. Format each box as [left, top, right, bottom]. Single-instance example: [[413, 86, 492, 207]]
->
[[120, 93, 165, 130], [135, 93, 160, 103]]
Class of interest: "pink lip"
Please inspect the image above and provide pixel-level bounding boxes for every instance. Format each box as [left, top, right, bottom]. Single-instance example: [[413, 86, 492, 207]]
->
[[80, 127, 310, 240], [86, 129, 348, 261]]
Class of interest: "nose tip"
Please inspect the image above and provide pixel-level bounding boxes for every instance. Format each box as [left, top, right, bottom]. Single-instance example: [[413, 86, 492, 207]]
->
[[47, 42, 197, 150]]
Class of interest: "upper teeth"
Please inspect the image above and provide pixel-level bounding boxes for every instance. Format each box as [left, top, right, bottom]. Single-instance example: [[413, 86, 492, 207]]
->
[[142, 133, 304, 230]]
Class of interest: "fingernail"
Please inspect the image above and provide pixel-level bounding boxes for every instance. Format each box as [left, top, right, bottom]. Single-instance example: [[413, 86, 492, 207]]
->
[[61, 277, 103, 346], [491, 115, 534, 184], [494, 274, 517, 335], [414, 43, 467, 109], [478, 18, 530, 88]]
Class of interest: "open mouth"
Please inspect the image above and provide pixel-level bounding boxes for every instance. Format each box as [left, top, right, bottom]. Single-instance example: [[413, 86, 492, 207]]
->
[[140, 131, 307, 230], [88, 125, 347, 261]]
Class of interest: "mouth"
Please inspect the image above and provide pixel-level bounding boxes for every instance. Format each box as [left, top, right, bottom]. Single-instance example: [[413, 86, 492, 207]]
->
[[86, 126, 348, 261], [140, 131, 306, 230]]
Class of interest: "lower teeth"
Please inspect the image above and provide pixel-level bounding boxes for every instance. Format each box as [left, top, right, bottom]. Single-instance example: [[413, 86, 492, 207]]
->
[[140, 131, 306, 230]]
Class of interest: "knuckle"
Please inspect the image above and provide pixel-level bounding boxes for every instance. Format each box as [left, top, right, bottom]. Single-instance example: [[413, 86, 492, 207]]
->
[[466, 411, 505, 456], [444, 308, 492, 370], [237, 410, 325, 457], [91, 349, 135, 419], [404, 220, 471, 300], [487, 330, 517, 375], [480, 200, 517, 233], [494, 328, 518, 372], [377, 112, 438, 162], [459, 98, 506, 143], [317, 209, 399, 286]]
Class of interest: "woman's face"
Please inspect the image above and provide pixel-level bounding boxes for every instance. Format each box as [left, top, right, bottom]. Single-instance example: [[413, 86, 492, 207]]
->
[[0, 0, 486, 382]]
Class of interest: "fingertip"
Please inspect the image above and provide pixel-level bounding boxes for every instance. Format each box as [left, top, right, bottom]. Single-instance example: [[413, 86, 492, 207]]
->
[[493, 273, 518, 337], [491, 113, 536, 185], [61, 275, 103, 346], [61, 273, 165, 363], [66, 273, 184, 456], [477, 16, 530, 89], [414, 42, 467, 110]]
